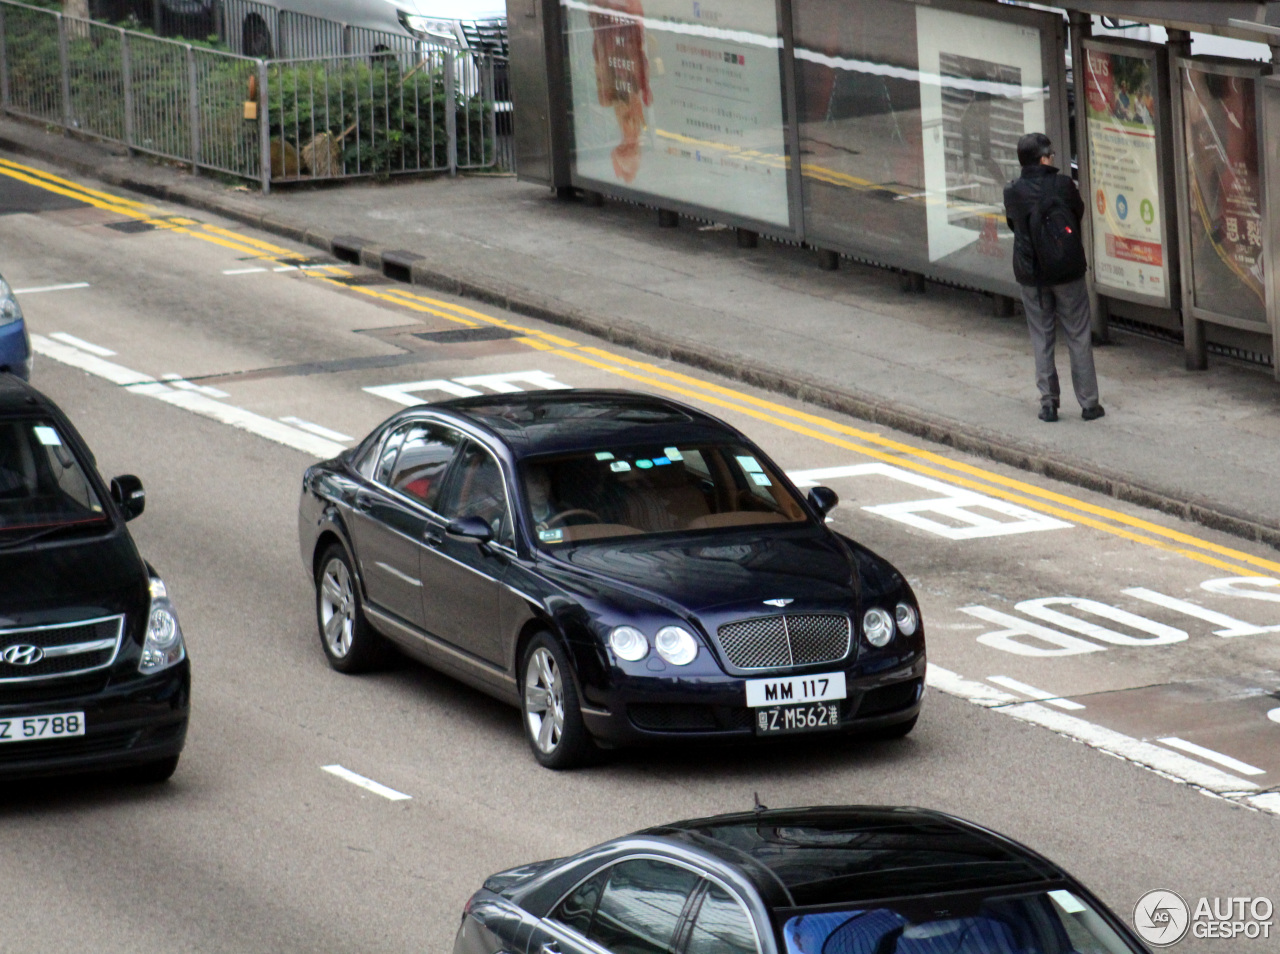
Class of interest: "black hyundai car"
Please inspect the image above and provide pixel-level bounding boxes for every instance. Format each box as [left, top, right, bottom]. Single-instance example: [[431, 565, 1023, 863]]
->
[[0, 375, 189, 781], [298, 390, 924, 768], [454, 806, 1148, 954]]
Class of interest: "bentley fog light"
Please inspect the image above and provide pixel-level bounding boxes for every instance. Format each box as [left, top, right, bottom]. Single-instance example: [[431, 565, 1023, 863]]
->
[[609, 625, 648, 662], [863, 607, 895, 648], [654, 626, 698, 666], [895, 602, 919, 637], [140, 576, 186, 674]]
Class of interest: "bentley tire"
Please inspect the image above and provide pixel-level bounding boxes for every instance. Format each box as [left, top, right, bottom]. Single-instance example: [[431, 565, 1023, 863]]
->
[[521, 633, 595, 770], [315, 544, 386, 674]]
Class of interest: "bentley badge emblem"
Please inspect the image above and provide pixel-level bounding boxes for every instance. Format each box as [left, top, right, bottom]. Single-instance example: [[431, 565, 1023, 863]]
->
[[763, 598, 794, 608]]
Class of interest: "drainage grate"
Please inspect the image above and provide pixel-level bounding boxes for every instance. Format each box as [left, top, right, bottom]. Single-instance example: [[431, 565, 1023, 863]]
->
[[105, 219, 155, 233], [414, 327, 521, 344], [1112, 316, 1274, 367], [331, 274, 393, 286]]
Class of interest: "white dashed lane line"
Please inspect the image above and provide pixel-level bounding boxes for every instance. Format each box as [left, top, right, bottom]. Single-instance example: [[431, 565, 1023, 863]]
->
[[280, 416, 353, 443], [321, 765, 411, 801], [1157, 737, 1267, 777], [49, 332, 115, 356], [986, 675, 1086, 711], [13, 282, 90, 295]]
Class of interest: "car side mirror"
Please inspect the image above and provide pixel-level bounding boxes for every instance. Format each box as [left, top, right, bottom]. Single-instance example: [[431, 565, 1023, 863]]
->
[[807, 486, 838, 517], [110, 474, 146, 521], [446, 515, 493, 544]]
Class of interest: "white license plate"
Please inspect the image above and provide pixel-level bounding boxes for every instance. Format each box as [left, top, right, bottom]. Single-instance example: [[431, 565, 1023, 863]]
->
[[0, 711, 86, 744], [745, 672, 846, 708]]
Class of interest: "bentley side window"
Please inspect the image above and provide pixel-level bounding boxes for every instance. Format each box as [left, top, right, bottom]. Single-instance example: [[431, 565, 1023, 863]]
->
[[439, 442, 514, 547], [686, 885, 758, 954], [390, 424, 463, 510], [587, 859, 701, 954], [551, 869, 609, 936]]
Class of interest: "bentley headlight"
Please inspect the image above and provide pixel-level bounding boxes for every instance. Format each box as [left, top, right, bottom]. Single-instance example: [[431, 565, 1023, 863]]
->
[[895, 602, 919, 637], [608, 625, 648, 662], [863, 607, 895, 648], [140, 576, 186, 674], [654, 626, 698, 666]]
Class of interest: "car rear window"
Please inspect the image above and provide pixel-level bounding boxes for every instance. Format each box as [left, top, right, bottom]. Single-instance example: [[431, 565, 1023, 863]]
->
[[521, 442, 807, 546], [0, 419, 108, 533]]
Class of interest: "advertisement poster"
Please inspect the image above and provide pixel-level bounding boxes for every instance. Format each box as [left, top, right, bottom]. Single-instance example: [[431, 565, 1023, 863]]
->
[[562, 0, 790, 227], [1084, 48, 1168, 302], [1182, 66, 1265, 323], [916, 7, 1047, 265]]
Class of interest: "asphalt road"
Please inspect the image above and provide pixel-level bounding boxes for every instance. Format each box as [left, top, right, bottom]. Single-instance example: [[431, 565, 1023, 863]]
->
[[2, 156, 1279, 954]]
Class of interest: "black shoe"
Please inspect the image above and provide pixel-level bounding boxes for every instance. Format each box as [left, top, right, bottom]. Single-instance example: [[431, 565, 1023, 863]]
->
[[1082, 405, 1106, 421], [1039, 405, 1058, 423]]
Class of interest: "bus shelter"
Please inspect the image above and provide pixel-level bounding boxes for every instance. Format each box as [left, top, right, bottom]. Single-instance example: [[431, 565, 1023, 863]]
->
[[507, 0, 1280, 376]]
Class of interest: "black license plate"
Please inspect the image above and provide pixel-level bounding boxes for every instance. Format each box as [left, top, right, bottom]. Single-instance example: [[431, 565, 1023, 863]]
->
[[754, 702, 841, 736]]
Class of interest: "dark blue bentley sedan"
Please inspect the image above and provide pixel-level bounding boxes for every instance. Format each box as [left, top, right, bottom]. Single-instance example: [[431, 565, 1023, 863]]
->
[[297, 390, 924, 768], [454, 807, 1147, 954]]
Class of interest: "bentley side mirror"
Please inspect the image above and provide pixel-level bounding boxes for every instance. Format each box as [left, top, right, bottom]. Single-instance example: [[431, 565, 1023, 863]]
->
[[110, 474, 146, 521], [446, 515, 494, 544], [807, 486, 839, 517]]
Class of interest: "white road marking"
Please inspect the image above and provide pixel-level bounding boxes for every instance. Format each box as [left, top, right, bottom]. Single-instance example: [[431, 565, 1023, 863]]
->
[[1123, 586, 1279, 638], [48, 332, 115, 356], [925, 664, 1264, 799], [280, 416, 353, 442], [31, 334, 345, 459], [222, 267, 268, 275], [788, 462, 1071, 539], [986, 675, 1086, 710], [12, 282, 90, 295], [364, 370, 571, 407], [1268, 707, 1280, 725], [1157, 737, 1266, 776], [961, 604, 1104, 657], [161, 374, 229, 399], [321, 765, 411, 801]]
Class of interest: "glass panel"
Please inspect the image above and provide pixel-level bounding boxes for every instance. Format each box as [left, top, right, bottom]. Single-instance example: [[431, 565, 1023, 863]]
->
[[792, 0, 1050, 286], [552, 870, 609, 935], [687, 885, 758, 954], [372, 423, 412, 485], [440, 442, 514, 546], [781, 890, 1136, 954], [0, 420, 108, 534], [1082, 47, 1170, 301], [588, 859, 701, 954], [562, 0, 791, 227], [522, 442, 808, 547], [389, 424, 463, 510], [1182, 65, 1265, 323]]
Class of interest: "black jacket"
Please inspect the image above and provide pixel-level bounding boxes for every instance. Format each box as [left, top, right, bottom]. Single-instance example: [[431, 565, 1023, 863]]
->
[[1003, 164, 1087, 286]]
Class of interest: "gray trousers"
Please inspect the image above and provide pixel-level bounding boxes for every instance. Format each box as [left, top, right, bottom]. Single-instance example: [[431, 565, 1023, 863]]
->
[[1019, 276, 1100, 410]]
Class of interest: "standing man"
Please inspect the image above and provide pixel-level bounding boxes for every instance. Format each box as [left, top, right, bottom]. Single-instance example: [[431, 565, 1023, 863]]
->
[[1004, 132, 1105, 423]]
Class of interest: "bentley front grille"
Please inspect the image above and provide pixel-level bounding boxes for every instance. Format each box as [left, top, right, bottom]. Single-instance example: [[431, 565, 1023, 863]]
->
[[716, 614, 851, 670], [0, 616, 125, 683]]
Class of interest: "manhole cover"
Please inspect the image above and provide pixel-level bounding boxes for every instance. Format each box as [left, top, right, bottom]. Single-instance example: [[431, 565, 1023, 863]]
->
[[415, 327, 521, 344]]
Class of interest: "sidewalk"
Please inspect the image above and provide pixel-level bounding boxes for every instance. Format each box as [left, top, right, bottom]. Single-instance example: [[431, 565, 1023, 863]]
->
[[4, 117, 1280, 546]]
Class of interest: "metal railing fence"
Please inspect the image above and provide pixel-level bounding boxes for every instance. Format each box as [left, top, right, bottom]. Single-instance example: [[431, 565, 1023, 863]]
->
[[0, 0, 503, 189]]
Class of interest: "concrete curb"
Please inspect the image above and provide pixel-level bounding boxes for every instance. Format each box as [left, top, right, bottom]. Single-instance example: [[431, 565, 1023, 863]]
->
[[5, 123, 1280, 552]]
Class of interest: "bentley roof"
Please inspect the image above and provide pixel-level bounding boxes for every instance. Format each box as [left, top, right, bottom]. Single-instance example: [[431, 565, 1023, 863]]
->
[[641, 806, 1063, 907], [437, 390, 745, 457]]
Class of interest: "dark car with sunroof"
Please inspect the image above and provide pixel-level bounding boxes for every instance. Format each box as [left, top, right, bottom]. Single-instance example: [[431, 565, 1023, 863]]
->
[[453, 806, 1146, 954], [298, 390, 924, 768], [0, 375, 189, 781]]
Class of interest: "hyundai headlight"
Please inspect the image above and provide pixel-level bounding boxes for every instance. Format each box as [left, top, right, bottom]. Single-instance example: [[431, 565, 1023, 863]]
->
[[863, 607, 895, 648], [608, 625, 648, 662], [140, 576, 186, 674], [654, 626, 698, 666], [0, 278, 22, 326], [895, 602, 919, 637]]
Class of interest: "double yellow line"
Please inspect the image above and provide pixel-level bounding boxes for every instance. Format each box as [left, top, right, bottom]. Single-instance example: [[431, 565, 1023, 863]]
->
[[5, 156, 1275, 577]]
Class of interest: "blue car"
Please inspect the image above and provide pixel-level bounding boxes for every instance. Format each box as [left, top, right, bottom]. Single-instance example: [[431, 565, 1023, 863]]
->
[[0, 275, 32, 380]]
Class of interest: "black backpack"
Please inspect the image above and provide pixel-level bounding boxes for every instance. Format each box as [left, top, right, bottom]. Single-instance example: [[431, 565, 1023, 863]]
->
[[1028, 184, 1086, 285]]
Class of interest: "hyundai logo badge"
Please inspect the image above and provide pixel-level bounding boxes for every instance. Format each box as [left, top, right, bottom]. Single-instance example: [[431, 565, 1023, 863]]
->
[[2, 644, 44, 666]]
